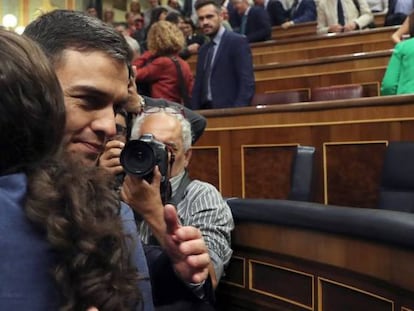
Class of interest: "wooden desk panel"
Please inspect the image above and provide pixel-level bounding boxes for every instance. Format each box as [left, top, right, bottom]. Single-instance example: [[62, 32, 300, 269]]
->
[[254, 50, 392, 80], [186, 27, 397, 71], [255, 68, 386, 93], [374, 12, 386, 27], [251, 40, 393, 65], [217, 221, 414, 310], [251, 26, 398, 54], [271, 21, 317, 40], [190, 96, 414, 207]]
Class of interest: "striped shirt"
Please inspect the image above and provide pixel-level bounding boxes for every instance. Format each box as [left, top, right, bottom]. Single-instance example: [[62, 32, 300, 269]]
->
[[139, 171, 234, 281]]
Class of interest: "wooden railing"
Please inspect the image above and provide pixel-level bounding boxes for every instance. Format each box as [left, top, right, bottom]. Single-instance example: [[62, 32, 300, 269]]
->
[[271, 21, 317, 40], [254, 50, 391, 93], [250, 26, 398, 53], [187, 26, 397, 71], [189, 95, 414, 208]]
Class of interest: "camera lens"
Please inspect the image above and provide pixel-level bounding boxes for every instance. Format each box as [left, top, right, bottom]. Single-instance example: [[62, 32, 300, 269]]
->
[[120, 140, 156, 177]]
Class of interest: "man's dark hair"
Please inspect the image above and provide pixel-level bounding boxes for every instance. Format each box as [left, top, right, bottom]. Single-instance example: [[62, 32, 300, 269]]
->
[[194, 0, 221, 11], [23, 10, 132, 70], [149, 6, 169, 26], [0, 29, 65, 175], [166, 11, 183, 24]]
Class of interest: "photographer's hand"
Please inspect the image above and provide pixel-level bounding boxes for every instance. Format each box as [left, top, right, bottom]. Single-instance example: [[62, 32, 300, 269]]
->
[[121, 169, 211, 285], [121, 166, 166, 244], [98, 140, 125, 176], [163, 204, 210, 284]]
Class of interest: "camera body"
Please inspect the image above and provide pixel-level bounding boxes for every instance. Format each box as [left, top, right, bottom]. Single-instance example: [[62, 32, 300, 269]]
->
[[120, 134, 171, 203]]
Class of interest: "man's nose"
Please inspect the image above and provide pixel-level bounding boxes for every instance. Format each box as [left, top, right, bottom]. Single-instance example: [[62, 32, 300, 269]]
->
[[92, 105, 117, 139]]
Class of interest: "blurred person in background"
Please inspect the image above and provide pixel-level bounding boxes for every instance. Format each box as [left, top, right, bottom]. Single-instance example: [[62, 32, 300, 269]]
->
[[317, 0, 373, 33], [134, 21, 194, 105]]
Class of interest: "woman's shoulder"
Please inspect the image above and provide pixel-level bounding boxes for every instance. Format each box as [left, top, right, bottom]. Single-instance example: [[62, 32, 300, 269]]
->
[[394, 38, 414, 54]]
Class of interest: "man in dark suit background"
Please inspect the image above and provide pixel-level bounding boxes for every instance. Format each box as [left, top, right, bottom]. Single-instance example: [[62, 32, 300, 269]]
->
[[254, 0, 288, 26], [191, 0, 255, 109], [281, 0, 317, 29], [231, 0, 272, 42]]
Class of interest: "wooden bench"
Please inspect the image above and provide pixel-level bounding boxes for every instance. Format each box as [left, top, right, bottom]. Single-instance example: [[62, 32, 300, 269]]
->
[[256, 82, 379, 101], [253, 50, 391, 93], [251, 40, 393, 65], [187, 39, 393, 71], [374, 12, 386, 27], [254, 49, 392, 80], [271, 21, 317, 40], [256, 67, 386, 93], [250, 26, 398, 54], [187, 26, 397, 70], [189, 95, 414, 208]]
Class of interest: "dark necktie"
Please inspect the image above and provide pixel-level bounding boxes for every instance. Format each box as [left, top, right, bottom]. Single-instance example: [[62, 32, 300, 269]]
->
[[337, 0, 345, 26], [201, 41, 216, 104], [240, 14, 248, 35]]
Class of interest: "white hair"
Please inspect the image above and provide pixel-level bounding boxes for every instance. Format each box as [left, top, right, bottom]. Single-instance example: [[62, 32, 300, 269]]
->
[[131, 106, 192, 151], [124, 35, 141, 55]]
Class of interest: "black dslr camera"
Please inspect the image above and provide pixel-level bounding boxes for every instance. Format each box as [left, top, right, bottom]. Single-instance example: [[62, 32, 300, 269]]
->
[[120, 134, 171, 203]]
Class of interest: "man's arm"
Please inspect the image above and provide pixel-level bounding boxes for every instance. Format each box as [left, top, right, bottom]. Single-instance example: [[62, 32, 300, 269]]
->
[[392, 16, 409, 43], [233, 36, 255, 106], [246, 8, 272, 42], [190, 46, 207, 110], [292, 0, 317, 24], [120, 200, 213, 306], [178, 181, 234, 288], [121, 171, 218, 293], [316, 2, 332, 34], [353, 0, 374, 29], [121, 171, 210, 283]]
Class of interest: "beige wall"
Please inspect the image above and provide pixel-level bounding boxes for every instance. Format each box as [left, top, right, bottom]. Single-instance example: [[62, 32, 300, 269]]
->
[[0, 0, 83, 27]]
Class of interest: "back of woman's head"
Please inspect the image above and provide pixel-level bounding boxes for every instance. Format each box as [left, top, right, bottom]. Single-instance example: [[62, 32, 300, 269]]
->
[[0, 29, 65, 175], [147, 20, 185, 55], [150, 7, 168, 24]]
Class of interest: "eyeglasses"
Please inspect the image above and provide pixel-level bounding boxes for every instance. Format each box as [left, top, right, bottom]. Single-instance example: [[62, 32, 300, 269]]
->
[[116, 123, 128, 137], [140, 104, 185, 118]]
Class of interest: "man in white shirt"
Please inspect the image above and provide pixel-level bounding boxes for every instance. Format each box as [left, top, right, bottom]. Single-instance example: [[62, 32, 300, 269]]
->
[[317, 0, 374, 33]]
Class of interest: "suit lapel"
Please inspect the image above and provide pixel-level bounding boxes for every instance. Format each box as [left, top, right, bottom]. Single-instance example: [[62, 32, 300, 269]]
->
[[210, 29, 228, 74]]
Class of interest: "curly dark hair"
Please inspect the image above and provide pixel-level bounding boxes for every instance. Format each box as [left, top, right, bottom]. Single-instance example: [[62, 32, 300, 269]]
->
[[25, 157, 141, 311], [0, 28, 141, 310]]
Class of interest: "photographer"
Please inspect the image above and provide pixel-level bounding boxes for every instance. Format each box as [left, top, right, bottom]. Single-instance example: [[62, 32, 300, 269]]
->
[[121, 106, 234, 294]]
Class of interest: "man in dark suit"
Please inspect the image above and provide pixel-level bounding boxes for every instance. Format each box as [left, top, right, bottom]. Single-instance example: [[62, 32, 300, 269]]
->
[[231, 0, 272, 42], [191, 0, 255, 109], [254, 0, 289, 26], [385, 0, 414, 26], [281, 0, 317, 29]]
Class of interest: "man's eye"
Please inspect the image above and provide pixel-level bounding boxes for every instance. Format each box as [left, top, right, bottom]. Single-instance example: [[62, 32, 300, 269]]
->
[[79, 96, 99, 109], [113, 100, 128, 115]]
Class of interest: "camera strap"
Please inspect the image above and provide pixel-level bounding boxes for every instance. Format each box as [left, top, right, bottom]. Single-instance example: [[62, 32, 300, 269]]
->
[[167, 170, 192, 207]]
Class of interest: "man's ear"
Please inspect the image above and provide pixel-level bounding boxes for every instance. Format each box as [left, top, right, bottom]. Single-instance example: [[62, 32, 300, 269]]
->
[[184, 148, 192, 168]]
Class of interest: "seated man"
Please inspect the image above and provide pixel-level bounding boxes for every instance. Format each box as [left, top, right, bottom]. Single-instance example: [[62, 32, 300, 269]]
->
[[253, 0, 289, 26], [281, 0, 317, 29], [122, 106, 235, 290], [231, 0, 272, 42], [317, 0, 373, 34]]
